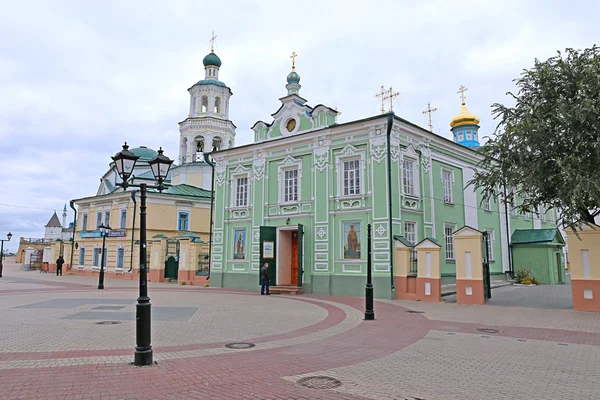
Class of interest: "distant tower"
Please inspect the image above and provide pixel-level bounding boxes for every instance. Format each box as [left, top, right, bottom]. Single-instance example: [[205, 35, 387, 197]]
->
[[450, 85, 481, 149], [62, 204, 67, 227], [178, 32, 236, 164]]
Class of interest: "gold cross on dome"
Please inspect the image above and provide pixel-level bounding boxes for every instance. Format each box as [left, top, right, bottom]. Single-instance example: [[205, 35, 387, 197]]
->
[[386, 87, 400, 112], [209, 31, 217, 52], [375, 85, 387, 114], [290, 51, 298, 70], [422, 102, 438, 132], [457, 85, 468, 103]]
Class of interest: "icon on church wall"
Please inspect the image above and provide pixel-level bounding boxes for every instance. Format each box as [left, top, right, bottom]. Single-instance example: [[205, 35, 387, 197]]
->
[[343, 222, 361, 259], [286, 118, 296, 132], [233, 228, 246, 259]]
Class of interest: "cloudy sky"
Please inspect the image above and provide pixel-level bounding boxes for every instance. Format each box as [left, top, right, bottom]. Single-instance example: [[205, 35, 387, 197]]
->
[[0, 0, 596, 251]]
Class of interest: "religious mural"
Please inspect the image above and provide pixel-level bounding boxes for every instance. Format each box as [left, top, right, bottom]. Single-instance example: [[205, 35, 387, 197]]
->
[[343, 222, 361, 259], [233, 228, 246, 259]]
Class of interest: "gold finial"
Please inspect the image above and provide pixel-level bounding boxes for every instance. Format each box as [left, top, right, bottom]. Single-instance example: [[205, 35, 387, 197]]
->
[[375, 85, 386, 114], [209, 31, 217, 52], [375, 85, 400, 114], [457, 85, 468, 103], [290, 51, 298, 71], [422, 102, 438, 132]]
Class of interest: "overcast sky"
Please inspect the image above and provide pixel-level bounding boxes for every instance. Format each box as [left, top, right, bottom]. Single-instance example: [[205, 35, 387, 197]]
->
[[0, 0, 597, 251]]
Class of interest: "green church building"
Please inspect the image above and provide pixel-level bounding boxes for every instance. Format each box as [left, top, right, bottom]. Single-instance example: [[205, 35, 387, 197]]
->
[[208, 51, 560, 298]]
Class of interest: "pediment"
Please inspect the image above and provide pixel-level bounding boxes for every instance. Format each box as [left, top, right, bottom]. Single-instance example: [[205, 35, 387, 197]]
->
[[454, 226, 482, 237]]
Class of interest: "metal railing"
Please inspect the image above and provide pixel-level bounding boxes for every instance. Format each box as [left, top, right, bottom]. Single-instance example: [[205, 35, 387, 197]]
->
[[409, 249, 418, 276]]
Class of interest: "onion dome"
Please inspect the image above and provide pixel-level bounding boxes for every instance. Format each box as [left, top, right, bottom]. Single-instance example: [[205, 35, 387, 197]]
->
[[450, 102, 481, 128], [203, 52, 222, 68]]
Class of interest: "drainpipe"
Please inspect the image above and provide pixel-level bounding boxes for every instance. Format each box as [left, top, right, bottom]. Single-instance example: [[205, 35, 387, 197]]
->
[[204, 152, 216, 280], [69, 200, 77, 270], [503, 185, 514, 278], [129, 190, 137, 272], [385, 112, 395, 291]]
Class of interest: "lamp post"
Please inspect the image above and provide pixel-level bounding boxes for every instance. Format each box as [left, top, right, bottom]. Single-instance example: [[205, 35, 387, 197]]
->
[[0, 232, 12, 278], [97, 224, 112, 290], [364, 224, 374, 320], [203, 151, 215, 279], [112, 142, 173, 367]]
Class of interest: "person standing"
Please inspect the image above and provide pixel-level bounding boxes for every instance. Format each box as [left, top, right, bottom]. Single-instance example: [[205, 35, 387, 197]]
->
[[56, 256, 64, 276], [260, 262, 270, 295]]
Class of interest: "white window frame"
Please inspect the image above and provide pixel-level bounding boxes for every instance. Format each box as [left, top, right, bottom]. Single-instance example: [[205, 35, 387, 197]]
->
[[484, 229, 495, 261], [232, 175, 249, 208], [178, 212, 189, 231], [93, 248, 100, 266], [335, 145, 365, 199], [176, 205, 192, 231], [116, 246, 125, 269], [404, 221, 417, 245], [119, 209, 127, 229], [402, 157, 419, 197], [96, 212, 102, 229], [483, 195, 491, 212], [104, 211, 110, 227], [444, 223, 456, 260], [82, 213, 88, 231], [277, 156, 302, 204], [79, 247, 86, 266], [442, 168, 454, 204], [342, 158, 361, 196]]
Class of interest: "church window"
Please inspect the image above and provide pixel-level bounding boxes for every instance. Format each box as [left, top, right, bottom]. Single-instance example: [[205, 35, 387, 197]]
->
[[402, 158, 418, 196], [212, 136, 222, 151], [82, 213, 88, 231], [120, 210, 127, 229], [214, 97, 221, 113], [442, 169, 453, 204], [96, 212, 102, 229], [283, 169, 298, 202], [201, 96, 208, 113], [404, 221, 417, 245], [484, 229, 495, 261], [286, 118, 296, 132], [234, 177, 248, 207], [104, 211, 110, 227], [116, 247, 125, 269], [78, 247, 86, 266], [178, 212, 189, 231], [444, 223, 456, 260], [466, 131, 472, 140], [458, 132, 464, 141], [343, 159, 361, 196], [483, 195, 491, 212]]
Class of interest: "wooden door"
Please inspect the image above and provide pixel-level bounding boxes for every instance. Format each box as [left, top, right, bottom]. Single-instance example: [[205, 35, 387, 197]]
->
[[259, 226, 277, 285], [291, 231, 299, 286]]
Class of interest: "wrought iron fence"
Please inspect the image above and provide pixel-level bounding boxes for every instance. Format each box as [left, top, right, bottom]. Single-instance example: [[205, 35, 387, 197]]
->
[[409, 249, 418, 276], [196, 252, 209, 276]]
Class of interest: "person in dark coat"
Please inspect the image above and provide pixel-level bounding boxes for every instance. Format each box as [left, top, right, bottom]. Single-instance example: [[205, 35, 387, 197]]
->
[[260, 262, 270, 295], [56, 256, 64, 276]]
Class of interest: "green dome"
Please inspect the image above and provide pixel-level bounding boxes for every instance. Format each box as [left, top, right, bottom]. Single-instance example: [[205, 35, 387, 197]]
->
[[203, 52, 222, 67], [130, 146, 158, 161], [287, 71, 300, 84]]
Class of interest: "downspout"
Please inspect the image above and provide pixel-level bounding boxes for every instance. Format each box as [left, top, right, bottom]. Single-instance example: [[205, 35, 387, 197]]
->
[[503, 185, 514, 278], [207, 154, 215, 280], [129, 190, 137, 272], [69, 200, 77, 270], [386, 112, 395, 291]]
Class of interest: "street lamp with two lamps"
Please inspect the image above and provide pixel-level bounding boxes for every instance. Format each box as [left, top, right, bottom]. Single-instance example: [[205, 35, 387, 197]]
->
[[0, 232, 12, 278], [111, 142, 173, 367], [97, 223, 112, 290]]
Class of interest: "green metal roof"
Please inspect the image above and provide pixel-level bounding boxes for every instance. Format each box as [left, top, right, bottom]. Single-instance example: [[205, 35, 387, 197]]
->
[[152, 234, 168, 239], [135, 170, 174, 180], [416, 237, 441, 247], [393, 235, 414, 247], [130, 146, 158, 161], [161, 184, 212, 199], [203, 52, 222, 67], [179, 232, 200, 238], [511, 229, 565, 246]]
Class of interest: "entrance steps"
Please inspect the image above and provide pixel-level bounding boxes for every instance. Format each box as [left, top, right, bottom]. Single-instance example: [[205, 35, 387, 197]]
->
[[270, 285, 303, 295]]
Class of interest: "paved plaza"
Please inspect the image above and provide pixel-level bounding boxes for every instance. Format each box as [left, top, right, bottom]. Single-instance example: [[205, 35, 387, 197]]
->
[[1, 258, 599, 400]]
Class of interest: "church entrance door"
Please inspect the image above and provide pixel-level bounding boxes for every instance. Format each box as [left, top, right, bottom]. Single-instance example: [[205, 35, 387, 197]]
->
[[291, 231, 298, 286]]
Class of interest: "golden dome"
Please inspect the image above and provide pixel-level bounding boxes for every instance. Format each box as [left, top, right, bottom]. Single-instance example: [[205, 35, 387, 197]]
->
[[450, 102, 480, 128]]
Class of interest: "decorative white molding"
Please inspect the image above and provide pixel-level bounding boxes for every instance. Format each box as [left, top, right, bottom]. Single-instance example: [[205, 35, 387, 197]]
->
[[376, 225, 387, 236], [419, 141, 432, 172], [253, 159, 265, 181]]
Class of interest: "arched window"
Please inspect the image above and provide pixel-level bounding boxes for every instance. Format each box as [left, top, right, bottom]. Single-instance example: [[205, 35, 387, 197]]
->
[[201, 96, 208, 113], [180, 137, 188, 163], [228, 139, 233, 149], [212, 136, 222, 151], [214, 97, 221, 113], [191, 97, 197, 114], [194, 136, 205, 161]]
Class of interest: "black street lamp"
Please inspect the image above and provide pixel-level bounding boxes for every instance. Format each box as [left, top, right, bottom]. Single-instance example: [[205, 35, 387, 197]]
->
[[97, 224, 112, 290], [112, 142, 173, 367], [0, 232, 12, 278], [203, 151, 215, 279], [364, 224, 374, 320]]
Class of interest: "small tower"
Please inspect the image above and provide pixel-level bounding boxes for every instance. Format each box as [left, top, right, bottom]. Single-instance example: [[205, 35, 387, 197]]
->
[[286, 51, 301, 95], [178, 32, 236, 164], [450, 85, 481, 149], [62, 204, 67, 227]]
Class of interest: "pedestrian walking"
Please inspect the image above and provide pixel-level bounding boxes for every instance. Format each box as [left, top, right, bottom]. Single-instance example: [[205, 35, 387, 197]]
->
[[56, 256, 64, 276], [260, 262, 270, 295]]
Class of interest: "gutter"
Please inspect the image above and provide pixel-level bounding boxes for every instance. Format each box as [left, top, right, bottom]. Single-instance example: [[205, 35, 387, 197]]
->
[[503, 185, 514, 278], [386, 112, 395, 291], [69, 201, 77, 270], [129, 190, 137, 272]]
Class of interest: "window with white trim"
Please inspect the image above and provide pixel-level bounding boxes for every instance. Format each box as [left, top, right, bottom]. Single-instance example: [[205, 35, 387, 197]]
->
[[483, 195, 491, 212], [93, 248, 100, 266], [484, 229, 495, 261], [82, 213, 88, 231], [283, 169, 298, 202], [104, 211, 110, 227], [404, 221, 417, 245], [96, 212, 102, 229], [116, 247, 125, 269], [120, 209, 127, 229], [444, 223, 456, 260], [178, 212, 189, 231], [234, 176, 249, 207], [342, 159, 361, 196], [442, 170, 453, 204], [79, 247, 86, 265], [402, 158, 418, 196]]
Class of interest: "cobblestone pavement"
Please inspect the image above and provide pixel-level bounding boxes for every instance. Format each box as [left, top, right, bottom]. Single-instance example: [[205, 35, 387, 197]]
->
[[1, 258, 599, 400]]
